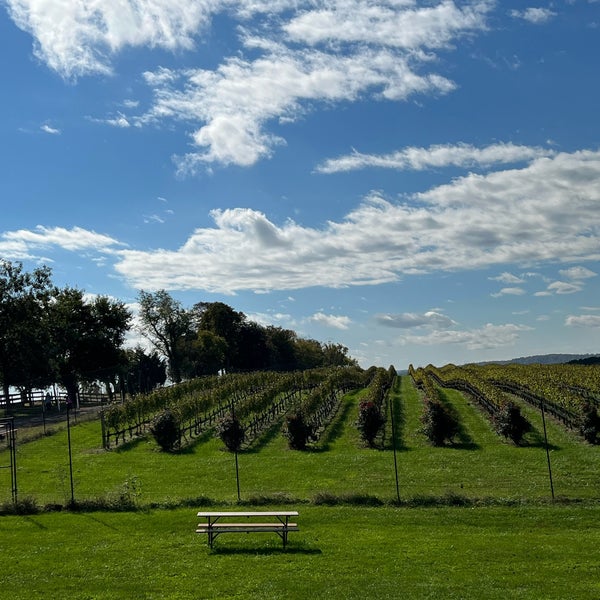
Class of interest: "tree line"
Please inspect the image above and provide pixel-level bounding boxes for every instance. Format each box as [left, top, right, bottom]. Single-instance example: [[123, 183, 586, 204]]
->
[[0, 260, 356, 407]]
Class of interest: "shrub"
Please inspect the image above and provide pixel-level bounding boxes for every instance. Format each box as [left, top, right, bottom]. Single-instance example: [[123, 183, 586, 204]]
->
[[579, 402, 600, 444], [284, 411, 314, 450], [356, 400, 386, 447], [216, 413, 245, 452], [420, 399, 459, 446], [493, 402, 531, 444], [150, 409, 180, 451]]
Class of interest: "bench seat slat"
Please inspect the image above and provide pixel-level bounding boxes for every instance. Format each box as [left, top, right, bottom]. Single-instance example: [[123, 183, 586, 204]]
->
[[197, 525, 298, 532]]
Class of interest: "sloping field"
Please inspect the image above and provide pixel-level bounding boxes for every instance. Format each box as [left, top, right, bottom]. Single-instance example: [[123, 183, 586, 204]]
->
[[0, 376, 599, 599]]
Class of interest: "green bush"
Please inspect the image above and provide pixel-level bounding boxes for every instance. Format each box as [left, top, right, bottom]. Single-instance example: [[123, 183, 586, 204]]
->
[[284, 411, 314, 450], [493, 402, 531, 445], [420, 399, 459, 446], [579, 402, 600, 444], [150, 409, 180, 451], [216, 413, 245, 452], [356, 400, 386, 447]]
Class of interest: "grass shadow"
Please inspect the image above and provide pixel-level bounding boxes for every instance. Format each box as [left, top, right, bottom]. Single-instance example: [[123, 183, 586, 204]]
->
[[176, 428, 216, 454], [521, 427, 560, 450], [243, 418, 286, 454], [437, 388, 481, 450], [209, 544, 322, 556], [384, 391, 407, 451], [317, 397, 354, 451], [115, 436, 148, 453]]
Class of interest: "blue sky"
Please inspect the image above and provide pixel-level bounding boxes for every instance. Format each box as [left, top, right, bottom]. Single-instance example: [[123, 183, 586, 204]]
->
[[1, 0, 599, 369]]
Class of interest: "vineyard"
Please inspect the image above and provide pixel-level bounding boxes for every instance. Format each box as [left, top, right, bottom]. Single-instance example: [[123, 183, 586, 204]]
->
[[1, 361, 600, 600], [1, 361, 599, 509]]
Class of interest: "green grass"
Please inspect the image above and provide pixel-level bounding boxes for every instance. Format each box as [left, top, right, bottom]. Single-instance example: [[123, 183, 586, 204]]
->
[[1, 376, 598, 506], [0, 504, 599, 599], [1, 376, 599, 598]]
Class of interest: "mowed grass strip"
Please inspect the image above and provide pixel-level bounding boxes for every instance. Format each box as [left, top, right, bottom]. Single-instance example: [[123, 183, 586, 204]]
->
[[1, 504, 599, 600]]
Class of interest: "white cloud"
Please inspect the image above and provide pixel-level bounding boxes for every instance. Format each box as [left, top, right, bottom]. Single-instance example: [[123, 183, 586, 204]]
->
[[316, 142, 554, 174], [559, 266, 597, 280], [399, 323, 533, 350], [142, 45, 458, 170], [376, 311, 456, 329], [546, 281, 583, 294], [284, 0, 490, 48], [0, 225, 123, 261], [111, 150, 600, 292], [491, 287, 526, 297], [489, 272, 525, 284], [6, 0, 215, 78], [41, 124, 61, 134], [565, 314, 600, 328], [309, 312, 352, 330], [510, 8, 557, 24]]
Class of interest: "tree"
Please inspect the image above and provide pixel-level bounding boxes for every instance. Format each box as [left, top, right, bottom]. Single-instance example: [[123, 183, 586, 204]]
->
[[179, 331, 228, 378], [121, 346, 167, 396], [50, 288, 131, 403], [194, 302, 245, 370], [322, 343, 358, 367], [265, 326, 297, 371], [0, 261, 55, 409], [138, 290, 191, 383]]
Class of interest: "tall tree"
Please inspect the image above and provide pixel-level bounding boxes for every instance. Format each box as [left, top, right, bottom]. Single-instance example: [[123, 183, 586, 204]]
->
[[0, 261, 55, 409], [50, 288, 131, 403], [121, 346, 167, 396], [194, 302, 245, 370], [138, 290, 191, 383]]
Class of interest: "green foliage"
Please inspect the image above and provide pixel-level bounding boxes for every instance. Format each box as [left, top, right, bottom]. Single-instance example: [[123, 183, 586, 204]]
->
[[493, 402, 532, 444], [579, 402, 600, 444], [216, 413, 245, 452], [356, 400, 386, 447], [283, 411, 314, 450], [420, 398, 460, 446], [150, 409, 180, 451]]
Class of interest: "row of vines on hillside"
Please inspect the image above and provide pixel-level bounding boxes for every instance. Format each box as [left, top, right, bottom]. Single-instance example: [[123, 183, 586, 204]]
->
[[101, 371, 304, 448], [462, 363, 600, 444], [409, 365, 459, 446], [355, 365, 396, 447], [283, 367, 366, 450], [422, 364, 532, 444]]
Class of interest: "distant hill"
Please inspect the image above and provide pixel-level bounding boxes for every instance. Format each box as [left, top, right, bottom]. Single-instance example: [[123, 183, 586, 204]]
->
[[476, 353, 600, 366]]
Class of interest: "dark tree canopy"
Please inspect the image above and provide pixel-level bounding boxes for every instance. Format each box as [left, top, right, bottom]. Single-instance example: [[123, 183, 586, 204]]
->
[[0, 261, 55, 403], [138, 290, 191, 383]]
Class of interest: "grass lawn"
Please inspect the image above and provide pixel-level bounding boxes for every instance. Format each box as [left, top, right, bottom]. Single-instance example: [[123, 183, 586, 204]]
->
[[1, 376, 599, 598], [1, 504, 599, 599]]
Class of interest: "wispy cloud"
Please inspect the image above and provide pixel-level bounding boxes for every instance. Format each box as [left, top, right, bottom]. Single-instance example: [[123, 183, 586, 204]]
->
[[309, 312, 352, 330], [510, 8, 557, 24], [0, 225, 123, 261], [316, 143, 554, 174], [6, 0, 215, 78], [41, 124, 61, 134], [109, 150, 600, 293], [376, 311, 456, 329], [398, 323, 533, 350], [491, 287, 526, 297], [489, 272, 525, 284], [565, 314, 600, 328]]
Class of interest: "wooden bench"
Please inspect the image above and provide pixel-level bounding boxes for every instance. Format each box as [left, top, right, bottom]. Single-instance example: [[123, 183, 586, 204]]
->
[[196, 511, 299, 549]]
